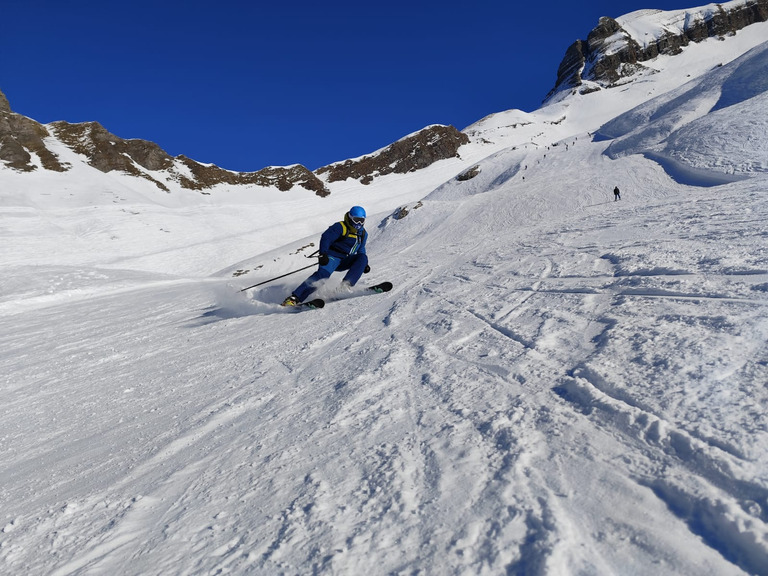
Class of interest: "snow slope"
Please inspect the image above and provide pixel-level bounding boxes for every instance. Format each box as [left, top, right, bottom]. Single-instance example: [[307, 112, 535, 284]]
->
[[1, 14, 768, 576], [599, 41, 768, 182], [614, 0, 756, 52]]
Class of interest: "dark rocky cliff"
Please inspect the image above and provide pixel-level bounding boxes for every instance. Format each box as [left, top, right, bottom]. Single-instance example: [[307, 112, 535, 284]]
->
[[316, 125, 469, 185], [547, 0, 768, 99], [0, 90, 68, 172]]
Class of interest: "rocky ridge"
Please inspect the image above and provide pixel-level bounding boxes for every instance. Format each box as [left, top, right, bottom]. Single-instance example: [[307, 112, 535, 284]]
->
[[0, 88, 468, 196], [0, 90, 68, 173], [48, 120, 330, 195], [3, 1, 767, 194], [0, 93, 332, 196], [548, 0, 768, 99], [315, 125, 469, 185]]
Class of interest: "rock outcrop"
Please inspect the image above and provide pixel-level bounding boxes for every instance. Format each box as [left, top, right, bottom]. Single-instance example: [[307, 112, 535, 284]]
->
[[49, 121, 330, 195], [0, 88, 68, 172], [1, 88, 467, 195], [547, 0, 768, 99], [316, 125, 469, 185], [0, 90, 330, 195]]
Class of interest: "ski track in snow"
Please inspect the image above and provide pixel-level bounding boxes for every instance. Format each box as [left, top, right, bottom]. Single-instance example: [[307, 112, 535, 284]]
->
[[3, 163, 767, 575], [3, 28, 768, 576]]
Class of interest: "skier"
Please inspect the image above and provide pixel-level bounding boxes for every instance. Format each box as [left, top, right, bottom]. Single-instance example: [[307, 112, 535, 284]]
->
[[281, 206, 370, 306], [614, 186, 621, 201]]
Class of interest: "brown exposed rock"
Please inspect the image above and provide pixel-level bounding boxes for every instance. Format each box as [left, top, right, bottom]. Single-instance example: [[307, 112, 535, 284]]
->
[[0, 89, 330, 194], [456, 165, 480, 181], [175, 156, 330, 196], [553, 40, 588, 92], [391, 201, 423, 221], [48, 121, 330, 195], [2, 87, 457, 196], [315, 125, 469, 185], [50, 121, 174, 189], [547, 0, 768, 99], [0, 89, 10, 113], [0, 89, 68, 172]]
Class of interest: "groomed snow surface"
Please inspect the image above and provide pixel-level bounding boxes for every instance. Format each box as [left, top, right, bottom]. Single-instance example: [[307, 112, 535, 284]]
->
[[2, 22, 768, 576]]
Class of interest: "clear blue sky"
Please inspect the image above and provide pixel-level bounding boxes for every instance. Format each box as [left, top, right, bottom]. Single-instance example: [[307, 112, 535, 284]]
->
[[1, 1, 689, 171]]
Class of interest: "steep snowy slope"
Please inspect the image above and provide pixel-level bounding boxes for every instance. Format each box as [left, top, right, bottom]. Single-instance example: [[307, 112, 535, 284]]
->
[[1, 12, 768, 576], [2, 21, 767, 281], [3, 119, 766, 576]]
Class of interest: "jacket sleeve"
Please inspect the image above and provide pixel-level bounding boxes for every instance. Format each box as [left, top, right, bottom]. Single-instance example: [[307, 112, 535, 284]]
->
[[360, 230, 367, 255], [319, 222, 343, 254]]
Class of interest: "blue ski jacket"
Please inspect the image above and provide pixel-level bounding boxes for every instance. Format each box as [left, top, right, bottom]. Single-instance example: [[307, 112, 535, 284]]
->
[[319, 218, 367, 258]]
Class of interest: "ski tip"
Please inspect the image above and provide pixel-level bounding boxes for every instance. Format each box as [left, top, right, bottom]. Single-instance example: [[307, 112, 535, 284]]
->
[[304, 298, 325, 309], [370, 281, 393, 293]]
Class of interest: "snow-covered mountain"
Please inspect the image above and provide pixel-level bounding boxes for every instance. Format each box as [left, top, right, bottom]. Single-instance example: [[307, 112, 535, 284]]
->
[[2, 1, 765, 203], [0, 88, 467, 196], [2, 5, 768, 576], [547, 0, 768, 99]]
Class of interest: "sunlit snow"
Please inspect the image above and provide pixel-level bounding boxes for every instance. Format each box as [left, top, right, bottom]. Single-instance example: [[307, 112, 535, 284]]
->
[[1, 13, 767, 576]]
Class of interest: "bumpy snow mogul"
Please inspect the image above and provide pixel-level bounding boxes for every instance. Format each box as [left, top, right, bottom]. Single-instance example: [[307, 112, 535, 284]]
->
[[288, 282, 393, 311]]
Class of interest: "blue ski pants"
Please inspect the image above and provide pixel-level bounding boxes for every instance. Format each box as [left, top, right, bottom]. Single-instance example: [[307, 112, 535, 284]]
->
[[292, 253, 368, 302]]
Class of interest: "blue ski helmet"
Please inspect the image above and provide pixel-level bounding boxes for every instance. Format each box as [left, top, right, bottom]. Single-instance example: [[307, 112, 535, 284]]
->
[[349, 206, 366, 219], [348, 206, 366, 229]]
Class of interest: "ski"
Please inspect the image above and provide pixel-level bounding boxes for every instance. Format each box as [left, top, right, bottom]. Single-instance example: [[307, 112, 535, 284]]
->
[[284, 283, 390, 311], [330, 281, 393, 302], [368, 281, 393, 293]]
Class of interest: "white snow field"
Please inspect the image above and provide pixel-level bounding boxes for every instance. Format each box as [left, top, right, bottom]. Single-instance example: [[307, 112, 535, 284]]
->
[[2, 13, 768, 576]]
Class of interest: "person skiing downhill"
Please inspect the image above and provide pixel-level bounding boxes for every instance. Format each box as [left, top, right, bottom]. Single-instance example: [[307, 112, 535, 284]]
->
[[614, 186, 621, 201], [281, 206, 370, 306]]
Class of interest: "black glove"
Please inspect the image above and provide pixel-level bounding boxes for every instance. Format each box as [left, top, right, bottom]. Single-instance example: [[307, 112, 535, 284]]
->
[[318, 254, 329, 266], [364, 264, 371, 274]]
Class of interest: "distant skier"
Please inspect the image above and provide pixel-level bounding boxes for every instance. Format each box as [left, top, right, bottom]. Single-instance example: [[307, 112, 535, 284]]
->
[[281, 206, 370, 306], [614, 186, 621, 201]]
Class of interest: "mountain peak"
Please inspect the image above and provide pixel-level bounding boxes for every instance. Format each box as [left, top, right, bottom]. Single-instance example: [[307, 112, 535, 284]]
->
[[0, 90, 69, 172], [0, 89, 11, 113], [0, 86, 467, 196], [546, 0, 768, 100]]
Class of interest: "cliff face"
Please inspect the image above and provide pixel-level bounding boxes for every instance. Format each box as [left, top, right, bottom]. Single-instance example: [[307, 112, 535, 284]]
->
[[316, 125, 469, 185], [547, 0, 768, 99], [0, 89, 69, 172]]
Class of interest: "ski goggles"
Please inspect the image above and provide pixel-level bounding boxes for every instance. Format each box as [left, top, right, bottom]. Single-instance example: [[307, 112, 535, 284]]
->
[[350, 216, 365, 227]]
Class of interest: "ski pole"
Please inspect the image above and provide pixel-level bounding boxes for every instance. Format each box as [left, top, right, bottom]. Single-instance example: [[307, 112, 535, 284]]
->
[[239, 262, 317, 292]]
